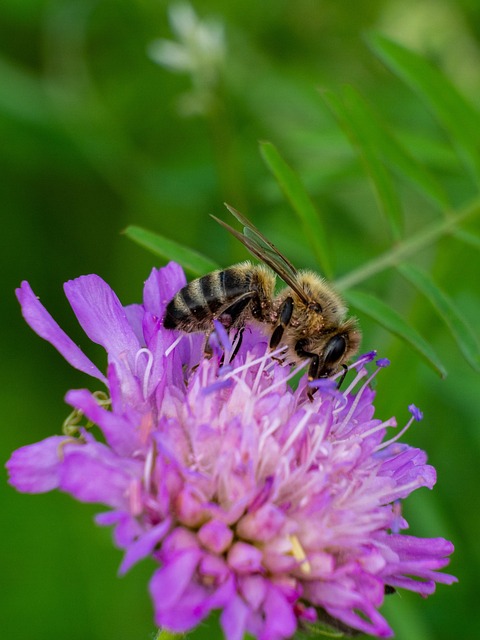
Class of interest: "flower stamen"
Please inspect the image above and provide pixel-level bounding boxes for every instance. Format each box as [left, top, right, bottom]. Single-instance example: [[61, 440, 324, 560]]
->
[[289, 535, 311, 574]]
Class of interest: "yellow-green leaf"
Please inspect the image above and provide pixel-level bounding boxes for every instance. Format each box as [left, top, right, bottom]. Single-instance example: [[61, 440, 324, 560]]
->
[[341, 85, 449, 210], [368, 33, 480, 185], [344, 289, 447, 377], [321, 89, 403, 240], [398, 263, 480, 372], [260, 141, 333, 278], [124, 226, 219, 277]]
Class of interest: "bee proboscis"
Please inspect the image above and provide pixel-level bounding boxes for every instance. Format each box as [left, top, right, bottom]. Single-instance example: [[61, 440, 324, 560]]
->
[[163, 205, 361, 394]]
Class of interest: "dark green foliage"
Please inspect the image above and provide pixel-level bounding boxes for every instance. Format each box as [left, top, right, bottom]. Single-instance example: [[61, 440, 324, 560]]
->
[[2, 2, 480, 639]]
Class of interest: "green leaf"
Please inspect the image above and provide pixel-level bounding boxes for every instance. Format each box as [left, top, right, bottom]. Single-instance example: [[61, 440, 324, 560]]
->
[[153, 630, 184, 640], [335, 196, 480, 290], [344, 289, 447, 377], [453, 228, 480, 252], [0, 56, 51, 126], [367, 33, 480, 184], [341, 85, 449, 210], [259, 140, 333, 278], [398, 263, 480, 371], [321, 89, 403, 240], [124, 225, 220, 277]]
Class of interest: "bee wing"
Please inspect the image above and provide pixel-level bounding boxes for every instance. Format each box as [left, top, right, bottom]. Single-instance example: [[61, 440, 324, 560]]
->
[[211, 204, 310, 303]]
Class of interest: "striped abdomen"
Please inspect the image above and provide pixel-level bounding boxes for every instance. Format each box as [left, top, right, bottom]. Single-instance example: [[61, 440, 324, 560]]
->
[[163, 263, 274, 332]]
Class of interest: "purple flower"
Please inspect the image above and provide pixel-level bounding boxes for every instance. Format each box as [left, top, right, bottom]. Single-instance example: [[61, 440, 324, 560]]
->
[[6, 264, 456, 639]]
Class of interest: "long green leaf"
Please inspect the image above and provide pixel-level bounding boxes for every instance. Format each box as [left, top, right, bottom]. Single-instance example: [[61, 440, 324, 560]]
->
[[453, 228, 480, 252], [124, 226, 220, 277], [335, 196, 480, 290], [259, 141, 333, 278], [344, 289, 447, 377], [321, 89, 403, 240], [367, 33, 480, 184], [398, 263, 480, 371], [341, 85, 449, 209]]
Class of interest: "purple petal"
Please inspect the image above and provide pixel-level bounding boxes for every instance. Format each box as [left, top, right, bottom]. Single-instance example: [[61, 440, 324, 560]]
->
[[153, 582, 209, 631], [16, 281, 105, 381], [95, 510, 143, 549], [64, 275, 140, 367], [65, 388, 140, 455], [386, 533, 455, 561], [6, 436, 70, 493], [198, 519, 234, 554], [124, 303, 146, 344], [227, 542, 263, 573], [327, 603, 393, 638], [221, 595, 249, 640], [119, 519, 171, 574], [150, 548, 201, 612], [143, 263, 186, 318], [237, 503, 285, 542], [59, 443, 140, 509], [263, 586, 297, 640]]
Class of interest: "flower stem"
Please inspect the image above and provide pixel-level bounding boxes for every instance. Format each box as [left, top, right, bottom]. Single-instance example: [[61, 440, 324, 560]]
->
[[154, 630, 185, 640], [334, 198, 480, 291]]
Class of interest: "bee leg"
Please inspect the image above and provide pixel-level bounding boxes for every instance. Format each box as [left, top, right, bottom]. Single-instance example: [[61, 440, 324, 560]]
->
[[269, 297, 294, 349], [203, 332, 214, 358], [218, 293, 256, 329], [229, 327, 245, 362], [336, 364, 348, 390], [295, 339, 321, 401], [306, 355, 321, 401]]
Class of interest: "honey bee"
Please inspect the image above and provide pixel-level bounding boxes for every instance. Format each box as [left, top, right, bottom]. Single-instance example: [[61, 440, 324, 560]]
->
[[163, 205, 361, 392]]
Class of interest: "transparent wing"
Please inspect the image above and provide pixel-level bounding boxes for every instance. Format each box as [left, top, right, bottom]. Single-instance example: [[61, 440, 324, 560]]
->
[[211, 203, 309, 303]]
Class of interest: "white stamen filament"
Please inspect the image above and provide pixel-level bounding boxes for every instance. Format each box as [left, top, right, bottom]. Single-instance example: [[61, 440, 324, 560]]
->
[[378, 477, 428, 503], [337, 367, 381, 431], [143, 444, 156, 492], [164, 334, 183, 358], [335, 417, 397, 444], [341, 366, 369, 398], [135, 348, 154, 400], [251, 348, 271, 395], [258, 360, 307, 399], [222, 345, 287, 382], [280, 409, 313, 457], [375, 417, 415, 451]]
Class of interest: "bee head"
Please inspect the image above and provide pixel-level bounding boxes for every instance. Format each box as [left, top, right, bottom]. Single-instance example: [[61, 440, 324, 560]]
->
[[317, 317, 362, 378]]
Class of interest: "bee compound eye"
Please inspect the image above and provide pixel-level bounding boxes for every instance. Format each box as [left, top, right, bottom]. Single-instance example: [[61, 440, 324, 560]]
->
[[324, 334, 347, 365]]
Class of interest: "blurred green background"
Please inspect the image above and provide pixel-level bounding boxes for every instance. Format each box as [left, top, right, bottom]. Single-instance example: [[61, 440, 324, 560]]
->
[[2, 1, 480, 639]]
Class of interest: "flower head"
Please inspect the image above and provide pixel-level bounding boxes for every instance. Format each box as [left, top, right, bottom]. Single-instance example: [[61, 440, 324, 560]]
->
[[148, 2, 226, 116], [7, 264, 456, 639]]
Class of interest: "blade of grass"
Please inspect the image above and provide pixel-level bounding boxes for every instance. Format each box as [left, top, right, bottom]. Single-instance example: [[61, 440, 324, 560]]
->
[[453, 228, 480, 251], [344, 289, 447, 377], [259, 141, 333, 278], [341, 85, 449, 210], [335, 197, 480, 290], [124, 226, 220, 277], [321, 89, 403, 240], [367, 33, 480, 185], [398, 263, 480, 371]]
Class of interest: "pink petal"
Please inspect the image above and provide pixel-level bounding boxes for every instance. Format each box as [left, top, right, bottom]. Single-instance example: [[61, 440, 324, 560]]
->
[[6, 436, 69, 493], [59, 443, 140, 509], [119, 519, 171, 574], [220, 596, 248, 640], [16, 281, 104, 381], [150, 548, 201, 612], [64, 275, 140, 367], [65, 388, 140, 456]]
